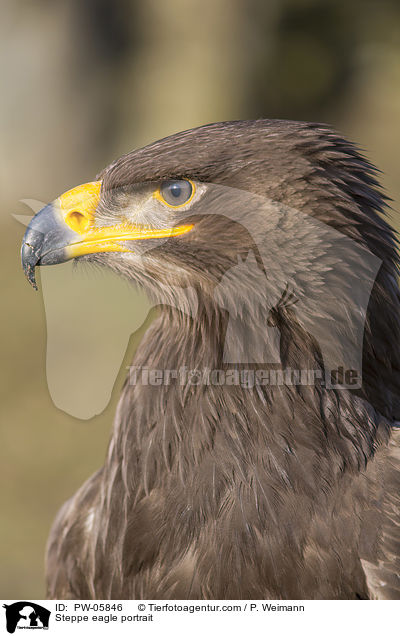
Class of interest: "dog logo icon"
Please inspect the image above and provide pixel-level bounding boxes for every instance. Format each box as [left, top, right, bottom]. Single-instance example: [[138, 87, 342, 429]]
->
[[2, 602, 50, 633]]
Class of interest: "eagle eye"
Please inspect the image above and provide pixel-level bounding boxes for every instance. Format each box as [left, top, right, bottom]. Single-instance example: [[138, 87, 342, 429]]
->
[[156, 179, 194, 208]]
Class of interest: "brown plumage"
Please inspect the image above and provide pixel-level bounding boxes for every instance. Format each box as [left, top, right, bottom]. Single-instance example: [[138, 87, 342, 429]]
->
[[22, 120, 400, 599]]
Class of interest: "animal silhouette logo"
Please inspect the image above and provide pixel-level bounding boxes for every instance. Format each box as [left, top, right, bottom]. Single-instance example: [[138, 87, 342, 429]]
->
[[16, 182, 382, 415], [2, 602, 50, 633]]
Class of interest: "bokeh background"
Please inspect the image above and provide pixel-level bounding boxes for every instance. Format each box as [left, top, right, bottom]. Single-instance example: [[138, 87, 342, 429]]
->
[[1, 0, 400, 598]]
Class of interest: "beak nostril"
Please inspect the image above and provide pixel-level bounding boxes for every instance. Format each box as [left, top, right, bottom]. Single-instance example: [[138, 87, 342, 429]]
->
[[64, 210, 91, 234], [59, 180, 101, 234]]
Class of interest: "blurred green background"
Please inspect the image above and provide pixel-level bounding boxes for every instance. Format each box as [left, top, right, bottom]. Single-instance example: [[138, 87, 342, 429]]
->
[[1, 0, 400, 598]]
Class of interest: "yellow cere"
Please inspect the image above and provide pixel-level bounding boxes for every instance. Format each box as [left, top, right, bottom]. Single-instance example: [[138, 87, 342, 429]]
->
[[59, 181, 102, 234]]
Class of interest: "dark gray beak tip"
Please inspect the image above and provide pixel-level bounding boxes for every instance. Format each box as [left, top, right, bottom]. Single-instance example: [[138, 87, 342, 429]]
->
[[20, 202, 77, 289], [21, 202, 60, 291], [21, 240, 39, 290]]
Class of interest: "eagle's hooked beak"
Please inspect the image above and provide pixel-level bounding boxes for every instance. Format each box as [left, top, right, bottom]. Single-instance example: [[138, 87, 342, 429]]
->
[[21, 181, 193, 289]]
